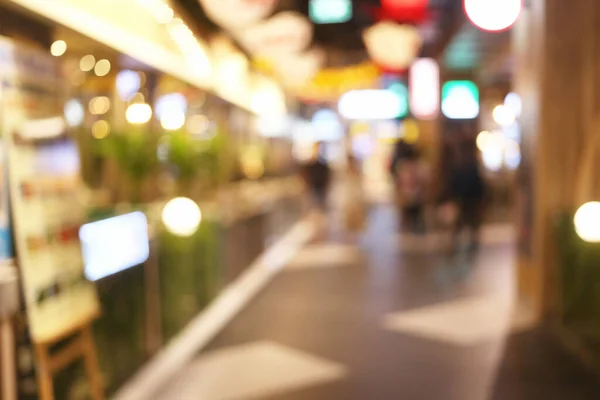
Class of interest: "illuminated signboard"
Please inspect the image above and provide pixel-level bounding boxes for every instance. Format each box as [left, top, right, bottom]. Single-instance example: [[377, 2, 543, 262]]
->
[[309, 0, 352, 24], [388, 82, 409, 118], [79, 212, 150, 281], [441, 80, 479, 119], [338, 89, 406, 120], [409, 58, 439, 119]]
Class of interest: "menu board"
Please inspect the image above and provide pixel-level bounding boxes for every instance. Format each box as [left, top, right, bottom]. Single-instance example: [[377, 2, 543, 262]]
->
[[0, 37, 99, 343]]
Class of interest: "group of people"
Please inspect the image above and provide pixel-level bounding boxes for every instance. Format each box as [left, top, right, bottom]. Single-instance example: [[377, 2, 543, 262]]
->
[[301, 134, 487, 253], [300, 142, 366, 238], [390, 132, 486, 253]]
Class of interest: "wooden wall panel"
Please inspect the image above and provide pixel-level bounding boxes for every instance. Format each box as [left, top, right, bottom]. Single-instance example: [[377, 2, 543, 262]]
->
[[515, 0, 600, 318]]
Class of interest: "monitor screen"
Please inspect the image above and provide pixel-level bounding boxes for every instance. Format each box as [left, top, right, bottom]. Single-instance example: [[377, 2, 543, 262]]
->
[[79, 212, 150, 281]]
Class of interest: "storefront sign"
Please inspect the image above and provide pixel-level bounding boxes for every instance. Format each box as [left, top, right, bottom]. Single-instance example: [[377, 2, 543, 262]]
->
[[409, 58, 439, 119], [338, 89, 405, 120], [309, 0, 352, 24], [441, 80, 479, 119], [0, 37, 99, 343], [80, 212, 150, 281], [292, 62, 380, 102]]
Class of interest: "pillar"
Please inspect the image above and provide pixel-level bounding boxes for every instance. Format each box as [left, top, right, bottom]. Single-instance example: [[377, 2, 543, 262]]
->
[[514, 0, 600, 318]]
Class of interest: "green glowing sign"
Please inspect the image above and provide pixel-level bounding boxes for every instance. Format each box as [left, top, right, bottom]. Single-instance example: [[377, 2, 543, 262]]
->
[[309, 0, 352, 24], [388, 82, 409, 118], [441, 80, 479, 119]]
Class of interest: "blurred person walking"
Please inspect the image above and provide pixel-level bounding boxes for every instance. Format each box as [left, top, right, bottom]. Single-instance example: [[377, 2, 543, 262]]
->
[[390, 140, 428, 233], [301, 142, 332, 234], [446, 136, 486, 253]]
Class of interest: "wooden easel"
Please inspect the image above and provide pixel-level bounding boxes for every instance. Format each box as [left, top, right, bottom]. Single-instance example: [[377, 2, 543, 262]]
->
[[33, 314, 104, 400]]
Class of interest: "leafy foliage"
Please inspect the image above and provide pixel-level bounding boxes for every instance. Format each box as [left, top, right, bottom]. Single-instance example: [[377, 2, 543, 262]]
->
[[99, 130, 159, 182]]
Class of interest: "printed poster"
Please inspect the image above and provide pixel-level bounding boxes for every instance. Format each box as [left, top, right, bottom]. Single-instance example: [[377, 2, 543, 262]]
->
[[0, 36, 99, 343]]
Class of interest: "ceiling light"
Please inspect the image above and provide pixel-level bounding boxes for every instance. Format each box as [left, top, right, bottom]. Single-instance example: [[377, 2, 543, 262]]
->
[[80, 55, 96, 72], [92, 120, 111, 139], [50, 40, 67, 57], [464, 0, 522, 32], [126, 103, 152, 124], [94, 59, 111, 76], [89, 96, 111, 115]]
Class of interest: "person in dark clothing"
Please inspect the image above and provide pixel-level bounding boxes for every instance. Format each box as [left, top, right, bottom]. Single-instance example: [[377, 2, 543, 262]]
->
[[449, 137, 485, 252], [302, 142, 331, 211], [390, 140, 427, 233]]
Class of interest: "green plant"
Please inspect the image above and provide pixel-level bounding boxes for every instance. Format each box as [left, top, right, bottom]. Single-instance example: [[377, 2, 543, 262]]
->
[[556, 211, 600, 334], [99, 129, 158, 203], [164, 129, 229, 196]]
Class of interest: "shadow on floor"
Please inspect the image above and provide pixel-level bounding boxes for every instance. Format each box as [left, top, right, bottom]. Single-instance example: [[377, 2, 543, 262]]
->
[[488, 327, 600, 400]]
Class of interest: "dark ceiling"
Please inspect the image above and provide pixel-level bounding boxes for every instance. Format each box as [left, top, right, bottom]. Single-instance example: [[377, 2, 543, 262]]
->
[[176, 0, 463, 66]]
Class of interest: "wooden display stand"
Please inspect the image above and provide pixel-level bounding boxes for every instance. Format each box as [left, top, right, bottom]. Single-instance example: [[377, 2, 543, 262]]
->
[[34, 315, 103, 400]]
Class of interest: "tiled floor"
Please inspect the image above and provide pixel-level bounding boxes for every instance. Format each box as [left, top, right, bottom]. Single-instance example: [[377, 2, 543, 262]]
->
[[153, 205, 600, 400], [157, 341, 346, 400]]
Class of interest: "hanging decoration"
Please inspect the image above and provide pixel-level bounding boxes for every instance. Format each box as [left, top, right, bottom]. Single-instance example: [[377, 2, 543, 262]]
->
[[379, 0, 429, 23], [464, 0, 522, 32], [259, 48, 325, 88], [235, 11, 313, 58], [198, 0, 279, 31], [363, 22, 422, 72]]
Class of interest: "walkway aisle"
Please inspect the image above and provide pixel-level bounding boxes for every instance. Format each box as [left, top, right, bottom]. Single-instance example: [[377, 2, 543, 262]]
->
[[155, 206, 600, 400]]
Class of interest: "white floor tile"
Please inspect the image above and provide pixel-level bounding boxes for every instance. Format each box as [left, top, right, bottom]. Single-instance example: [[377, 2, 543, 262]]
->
[[286, 244, 362, 270], [382, 296, 534, 346], [156, 341, 347, 400]]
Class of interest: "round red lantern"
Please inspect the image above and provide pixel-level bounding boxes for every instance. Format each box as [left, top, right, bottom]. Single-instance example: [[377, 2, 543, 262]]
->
[[380, 0, 428, 23]]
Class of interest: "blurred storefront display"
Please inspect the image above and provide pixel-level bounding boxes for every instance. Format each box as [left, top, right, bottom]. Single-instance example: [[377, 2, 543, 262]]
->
[[0, 2, 304, 398]]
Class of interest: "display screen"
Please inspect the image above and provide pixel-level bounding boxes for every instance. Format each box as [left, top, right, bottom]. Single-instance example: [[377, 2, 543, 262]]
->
[[79, 212, 150, 281]]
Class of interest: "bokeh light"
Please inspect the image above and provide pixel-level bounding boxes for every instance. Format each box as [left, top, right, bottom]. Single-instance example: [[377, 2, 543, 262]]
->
[[162, 197, 202, 237], [187, 114, 210, 135], [126, 103, 153, 124], [504, 139, 521, 169], [116, 70, 141, 100], [160, 110, 186, 131], [92, 120, 111, 139], [50, 40, 67, 57], [504, 92, 522, 118], [339, 90, 404, 120], [409, 58, 440, 120], [80, 55, 96, 72], [493, 104, 516, 126], [89, 96, 111, 115], [64, 99, 84, 127], [464, 0, 522, 32], [94, 59, 111, 76], [441, 80, 479, 119], [476, 130, 491, 152], [574, 202, 600, 243]]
